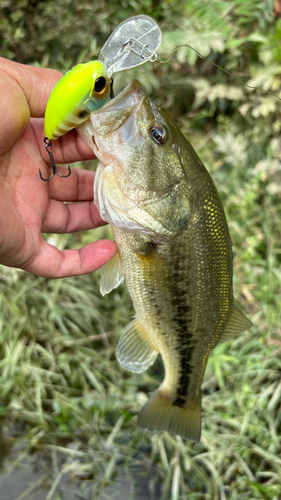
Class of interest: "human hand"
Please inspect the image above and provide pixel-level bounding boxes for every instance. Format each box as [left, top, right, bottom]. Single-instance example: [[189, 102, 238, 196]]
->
[[0, 57, 117, 278]]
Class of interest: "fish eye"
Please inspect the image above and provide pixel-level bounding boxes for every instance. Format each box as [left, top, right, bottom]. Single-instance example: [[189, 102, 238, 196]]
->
[[94, 76, 107, 94], [149, 124, 168, 144]]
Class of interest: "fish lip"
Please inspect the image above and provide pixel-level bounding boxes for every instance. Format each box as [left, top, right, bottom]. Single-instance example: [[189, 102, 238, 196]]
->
[[91, 135, 99, 151]]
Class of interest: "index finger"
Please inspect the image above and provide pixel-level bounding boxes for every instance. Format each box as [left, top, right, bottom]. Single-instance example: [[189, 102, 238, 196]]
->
[[0, 57, 62, 118]]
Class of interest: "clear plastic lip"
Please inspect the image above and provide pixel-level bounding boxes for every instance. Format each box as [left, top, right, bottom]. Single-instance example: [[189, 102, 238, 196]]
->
[[98, 15, 162, 77]]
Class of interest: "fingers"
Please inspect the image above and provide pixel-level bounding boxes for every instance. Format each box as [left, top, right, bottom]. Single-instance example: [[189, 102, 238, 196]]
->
[[39, 163, 96, 203], [0, 58, 62, 154], [31, 119, 96, 166], [0, 58, 97, 162], [24, 239, 117, 279], [42, 199, 106, 233], [0, 57, 62, 118]]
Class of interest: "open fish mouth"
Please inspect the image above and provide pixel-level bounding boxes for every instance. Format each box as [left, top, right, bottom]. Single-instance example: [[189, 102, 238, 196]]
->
[[78, 80, 146, 166], [94, 80, 144, 114], [89, 80, 145, 136]]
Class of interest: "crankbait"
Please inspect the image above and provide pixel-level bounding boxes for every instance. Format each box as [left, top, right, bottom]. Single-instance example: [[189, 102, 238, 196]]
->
[[41, 15, 162, 181]]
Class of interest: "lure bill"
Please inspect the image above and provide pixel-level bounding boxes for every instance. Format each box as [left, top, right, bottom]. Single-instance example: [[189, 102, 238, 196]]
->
[[41, 15, 162, 180], [98, 15, 161, 75]]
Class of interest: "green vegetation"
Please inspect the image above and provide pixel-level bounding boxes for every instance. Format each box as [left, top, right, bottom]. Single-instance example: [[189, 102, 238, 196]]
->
[[0, 0, 281, 498]]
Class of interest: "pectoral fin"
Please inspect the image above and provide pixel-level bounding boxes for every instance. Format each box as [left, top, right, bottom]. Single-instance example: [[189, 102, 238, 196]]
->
[[100, 252, 124, 296], [116, 318, 159, 373], [218, 304, 252, 344]]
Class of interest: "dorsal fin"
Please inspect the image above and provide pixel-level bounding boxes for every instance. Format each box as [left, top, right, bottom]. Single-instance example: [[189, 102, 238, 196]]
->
[[116, 317, 159, 373], [218, 304, 252, 344], [100, 252, 124, 296]]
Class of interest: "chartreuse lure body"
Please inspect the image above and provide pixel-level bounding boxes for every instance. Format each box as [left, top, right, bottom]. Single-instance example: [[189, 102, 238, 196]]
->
[[44, 61, 110, 141], [41, 60, 111, 181]]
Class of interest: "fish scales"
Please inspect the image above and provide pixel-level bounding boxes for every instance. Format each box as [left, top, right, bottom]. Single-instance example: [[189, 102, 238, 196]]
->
[[113, 169, 232, 400], [77, 80, 252, 441]]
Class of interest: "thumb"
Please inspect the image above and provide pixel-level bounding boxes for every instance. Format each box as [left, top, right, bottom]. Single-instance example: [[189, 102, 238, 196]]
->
[[0, 68, 30, 154], [0, 57, 63, 154]]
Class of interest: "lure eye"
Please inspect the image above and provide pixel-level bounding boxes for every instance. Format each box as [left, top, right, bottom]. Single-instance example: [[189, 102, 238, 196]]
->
[[150, 124, 168, 144], [94, 76, 107, 94], [78, 110, 88, 119]]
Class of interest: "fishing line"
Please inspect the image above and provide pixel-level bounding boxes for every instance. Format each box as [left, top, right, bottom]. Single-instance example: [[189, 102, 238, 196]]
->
[[157, 44, 281, 103]]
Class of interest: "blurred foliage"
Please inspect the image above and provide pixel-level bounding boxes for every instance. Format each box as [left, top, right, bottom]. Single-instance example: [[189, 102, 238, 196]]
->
[[0, 0, 181, 65], [1, 0, 281, 499]]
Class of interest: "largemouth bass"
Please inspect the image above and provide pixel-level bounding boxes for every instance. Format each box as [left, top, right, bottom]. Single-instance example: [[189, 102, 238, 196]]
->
[[77, 80, 252, 442]]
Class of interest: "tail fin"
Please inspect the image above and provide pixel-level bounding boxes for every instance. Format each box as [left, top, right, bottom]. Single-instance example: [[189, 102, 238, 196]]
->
[[137, 388, 201, 442]]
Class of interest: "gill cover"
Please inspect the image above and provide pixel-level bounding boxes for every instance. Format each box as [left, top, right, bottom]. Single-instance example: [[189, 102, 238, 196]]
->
[[44, 61, 110, 140]]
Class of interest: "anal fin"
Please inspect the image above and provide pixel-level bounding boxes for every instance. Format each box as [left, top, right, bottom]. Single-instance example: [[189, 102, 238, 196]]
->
[[218, 304, 253, 344], [116, 318, 158, 373]]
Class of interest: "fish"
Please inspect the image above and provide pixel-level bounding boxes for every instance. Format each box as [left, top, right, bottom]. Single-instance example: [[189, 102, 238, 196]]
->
[[77, 80, 252, 442]]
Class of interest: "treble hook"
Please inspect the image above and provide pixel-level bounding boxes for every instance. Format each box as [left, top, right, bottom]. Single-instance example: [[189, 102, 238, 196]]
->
[[39, 137, 71, 181]]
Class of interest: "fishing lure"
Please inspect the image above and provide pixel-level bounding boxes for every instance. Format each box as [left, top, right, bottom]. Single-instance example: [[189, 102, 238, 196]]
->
[[44, 61, 111, 142], [41, 15, 162, 181], [41, 60, 111, 181]]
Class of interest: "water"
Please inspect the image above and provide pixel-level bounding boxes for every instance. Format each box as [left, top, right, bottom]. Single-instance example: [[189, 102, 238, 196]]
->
[[0, 439, 163, 500], [0, 466, 50, 500]]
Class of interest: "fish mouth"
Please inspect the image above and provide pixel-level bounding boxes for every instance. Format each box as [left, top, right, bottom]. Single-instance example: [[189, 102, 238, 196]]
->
[[95, 80, 144, 114], [89, 80, 145, 136], [88, 80, 146, 163]]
